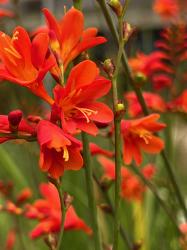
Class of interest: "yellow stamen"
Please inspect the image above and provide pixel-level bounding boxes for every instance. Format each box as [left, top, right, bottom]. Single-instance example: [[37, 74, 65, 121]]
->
[[12, 31, 19, 41], [132, 128, 152, 144], [74, 106, 98, 123], [4, 46, 22, 59], [63, 146, 69, 162]]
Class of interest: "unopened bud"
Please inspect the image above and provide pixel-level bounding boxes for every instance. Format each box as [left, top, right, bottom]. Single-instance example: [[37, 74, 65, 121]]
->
[[44, 234, 57, 250], [108, 0, 123, 17], [103, 244, 113, 250], [100, 177, 114, 190], [99, 203, 113, 214], [123, 22, 134, 42], [8, 110, 22, 132], [102, 59, 115, 78], [116, 102, 125, 112], [115, 102, 125, 119], [63, 192, 73, 209], [134, 72, 147, 86], [16, 188, 32, 204], [133, 241, 142, 250], [27, 115, 42, 124]]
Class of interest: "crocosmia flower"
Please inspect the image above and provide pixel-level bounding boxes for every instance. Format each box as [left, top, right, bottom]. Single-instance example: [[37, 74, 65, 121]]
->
[[52, 60, 113, 135], [43, 7, 106, 70], [0, 27, 55, 104], [121, 114, 166, 165], [25, 183, 92, 239], [37, 120, 83, 179], [98, 156, 155, 201], [125, 91, 166, 117], [0, 9, 14, 18], [167, 90, 187, 113], [153, 0, 179, 20]]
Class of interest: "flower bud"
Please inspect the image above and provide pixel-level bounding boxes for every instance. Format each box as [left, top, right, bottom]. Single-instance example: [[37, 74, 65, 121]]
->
[[16, 188, 32, 204], [134, 72, 147, 86], [5, 229, 16, 250], [99, 203, 113, 214], [8, 110, 22, 132], [27, 115, 42, 124], [63, 192, 73, 209], [102, 59, 115, 78], [115, 101, 125, 118], [123, 22, 134, 42], [108, 0, 123, 17], [44, 234, 57, 250]]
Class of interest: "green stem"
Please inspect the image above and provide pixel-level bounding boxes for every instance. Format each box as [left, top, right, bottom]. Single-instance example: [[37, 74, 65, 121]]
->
[[73, 0, 83, 10], [112, 6, 128, 249], [96, 0, 187, 220], [93, 174, 134, 250], [82, 132, 102, 250], [130, 165, 181, 235], [52, 179, 67, 250]]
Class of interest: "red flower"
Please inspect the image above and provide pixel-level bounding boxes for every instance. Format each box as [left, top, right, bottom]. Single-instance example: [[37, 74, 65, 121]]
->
[[52, 60, 113, 135], [129, 52, 173, 90], [5, 229, 16, 250], [89, 143, 114, 157], [0, 9, 14, 18], [125, 91, 166, 117], [121, 114, 166, 165], [43, 7, 106, 71], [153, 0, 179, 20], [0, 27, 55, 104], [0, 0, 8, 3], [16, 188, 32, 204], [25, 183, 92, 239], [98, 156, 155, 201], [37, 120, 83, 179], [167, 90, 187, 113]]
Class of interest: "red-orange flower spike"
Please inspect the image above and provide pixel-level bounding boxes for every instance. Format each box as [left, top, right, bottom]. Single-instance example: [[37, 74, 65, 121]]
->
[[37, 120, 83, 179], [0, 27, 55, 104], [43, 7, 107, 71], [52, 60, 113, 135], [98, 156, 155, 201], [16, 187, 32, 204], [167, 90, 187, 113], [0, 9, 14, 18], [121, 114, 166, 165], [25, 183, 92, 239], [125, 91, 166, 117]]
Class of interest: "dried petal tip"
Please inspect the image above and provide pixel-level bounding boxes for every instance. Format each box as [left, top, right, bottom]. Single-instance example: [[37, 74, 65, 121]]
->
[[8, 110, 23, 131], [102, 59, 115, 78], [108, 0, 123, 17]]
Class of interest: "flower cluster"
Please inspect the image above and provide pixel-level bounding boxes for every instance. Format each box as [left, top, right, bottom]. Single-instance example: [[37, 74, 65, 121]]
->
[[0, 7, 113, 179], [25, 183, 92, 239], [98, 156, 155, 201]]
